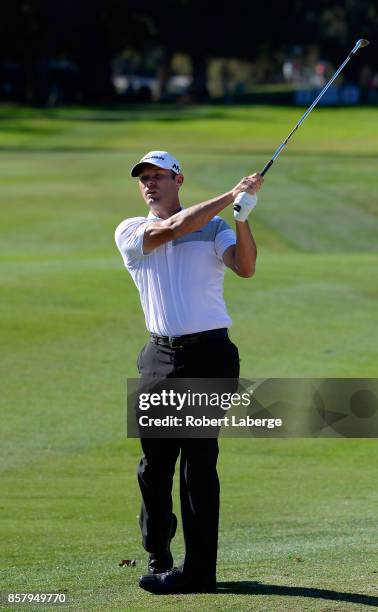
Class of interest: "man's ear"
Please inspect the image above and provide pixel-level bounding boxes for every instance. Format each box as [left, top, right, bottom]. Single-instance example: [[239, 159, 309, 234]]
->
[[176, 174, 184, 187]]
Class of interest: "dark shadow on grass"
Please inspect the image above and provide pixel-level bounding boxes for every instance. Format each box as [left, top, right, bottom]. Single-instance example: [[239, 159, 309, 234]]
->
[[0, 147, 377, 161], [0, 103, 376, 125], [216, 581, 378, 607], [0, 105, 231, 123]]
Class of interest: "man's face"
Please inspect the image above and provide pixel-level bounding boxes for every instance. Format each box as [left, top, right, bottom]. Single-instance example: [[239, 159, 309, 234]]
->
[[138, 164, 183, 206]]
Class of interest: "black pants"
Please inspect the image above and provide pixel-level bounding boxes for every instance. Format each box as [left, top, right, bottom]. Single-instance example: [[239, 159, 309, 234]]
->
[[136, 334, 240, 579]]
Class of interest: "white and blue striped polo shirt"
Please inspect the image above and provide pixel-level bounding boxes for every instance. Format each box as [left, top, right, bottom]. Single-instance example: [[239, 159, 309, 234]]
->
[[115, 210, 236, 336]]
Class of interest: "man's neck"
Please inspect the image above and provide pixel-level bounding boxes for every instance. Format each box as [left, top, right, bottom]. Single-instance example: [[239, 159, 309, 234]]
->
[[149, 202, 182, 220]]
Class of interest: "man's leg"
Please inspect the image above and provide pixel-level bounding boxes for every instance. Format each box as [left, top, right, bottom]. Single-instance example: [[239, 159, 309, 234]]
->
[[178, 337, 240, 580], [138, 437, 180, 565], [179, 438, 219, 580], [136, 341, 179, 570]]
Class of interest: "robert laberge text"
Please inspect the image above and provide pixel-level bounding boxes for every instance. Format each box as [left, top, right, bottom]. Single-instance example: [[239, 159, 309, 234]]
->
[[139, 415, 283, 429]]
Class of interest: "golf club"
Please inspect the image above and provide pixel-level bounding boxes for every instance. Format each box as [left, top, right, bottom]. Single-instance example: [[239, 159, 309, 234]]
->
[[259, 39, 370, 176]]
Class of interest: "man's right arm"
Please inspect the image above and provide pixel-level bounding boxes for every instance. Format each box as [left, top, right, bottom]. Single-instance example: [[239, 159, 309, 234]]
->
[[143, 174, 263, 254]]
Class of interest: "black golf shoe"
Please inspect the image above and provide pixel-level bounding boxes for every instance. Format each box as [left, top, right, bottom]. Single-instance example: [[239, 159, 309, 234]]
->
[[139, 567, 217, 594], [147, 513, 177, 574]]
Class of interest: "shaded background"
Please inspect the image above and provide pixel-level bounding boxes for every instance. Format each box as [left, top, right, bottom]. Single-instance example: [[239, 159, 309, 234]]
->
[[1, 0, 377, 106]]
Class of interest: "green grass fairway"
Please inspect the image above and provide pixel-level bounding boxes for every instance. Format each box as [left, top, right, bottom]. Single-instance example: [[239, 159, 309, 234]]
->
[[1, 105, 378, 611]]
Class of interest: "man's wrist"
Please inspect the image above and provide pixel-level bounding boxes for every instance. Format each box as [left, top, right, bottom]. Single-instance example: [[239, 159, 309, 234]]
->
[[225, 190, 236, 204], [235, 218, 249, 225]]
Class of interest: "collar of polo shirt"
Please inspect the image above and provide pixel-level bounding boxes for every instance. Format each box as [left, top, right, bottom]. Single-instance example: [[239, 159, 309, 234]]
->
[[147, 208, 184, 220]]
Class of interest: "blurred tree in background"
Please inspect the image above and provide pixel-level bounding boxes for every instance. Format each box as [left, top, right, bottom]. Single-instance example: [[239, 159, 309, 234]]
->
[[0, 0, 376, 104]]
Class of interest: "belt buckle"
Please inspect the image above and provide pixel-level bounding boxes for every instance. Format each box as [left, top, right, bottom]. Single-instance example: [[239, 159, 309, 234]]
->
[[169, 336, 183, 349]]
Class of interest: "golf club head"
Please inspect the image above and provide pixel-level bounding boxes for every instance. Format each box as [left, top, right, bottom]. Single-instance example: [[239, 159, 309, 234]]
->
[[352, 39, 370, 53]]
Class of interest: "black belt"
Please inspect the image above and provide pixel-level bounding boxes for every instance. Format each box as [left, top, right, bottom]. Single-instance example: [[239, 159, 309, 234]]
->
[[150, 328, 228, 349]]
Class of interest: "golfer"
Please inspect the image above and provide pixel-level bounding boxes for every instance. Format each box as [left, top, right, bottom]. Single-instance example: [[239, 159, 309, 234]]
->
[[115, 151, 263, 594]]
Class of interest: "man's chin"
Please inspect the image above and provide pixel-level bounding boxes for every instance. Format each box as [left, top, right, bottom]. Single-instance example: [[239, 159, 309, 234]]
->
[[147, 196, 160, 204]]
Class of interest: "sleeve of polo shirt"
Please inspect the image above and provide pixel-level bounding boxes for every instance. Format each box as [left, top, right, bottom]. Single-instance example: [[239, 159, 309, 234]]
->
[[214, 218, 236, 261], [114, 217, 149, 268]]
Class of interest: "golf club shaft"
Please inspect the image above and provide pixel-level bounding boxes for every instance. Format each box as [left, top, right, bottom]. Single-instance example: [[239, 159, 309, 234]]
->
[[260, 43, 363, 176]]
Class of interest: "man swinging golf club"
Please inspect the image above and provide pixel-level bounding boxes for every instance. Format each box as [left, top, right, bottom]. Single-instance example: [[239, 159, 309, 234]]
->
[[115, 150, 263, 594]]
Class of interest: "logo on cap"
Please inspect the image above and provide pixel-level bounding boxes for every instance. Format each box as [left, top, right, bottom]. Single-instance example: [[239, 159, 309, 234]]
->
[[144, 155, 165, 161]]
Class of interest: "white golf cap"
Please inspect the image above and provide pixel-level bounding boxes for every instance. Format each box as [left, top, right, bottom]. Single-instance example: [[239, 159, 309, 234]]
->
[[130, 150, 182, 177]]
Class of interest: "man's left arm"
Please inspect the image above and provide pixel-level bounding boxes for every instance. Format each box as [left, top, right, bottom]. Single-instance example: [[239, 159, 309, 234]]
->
[[223, 221, 257, 278], [223, 173, 263, 277]]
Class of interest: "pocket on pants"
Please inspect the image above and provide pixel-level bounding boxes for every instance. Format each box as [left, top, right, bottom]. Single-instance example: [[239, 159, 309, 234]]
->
[[137, 343, 147, 374], [227, 340, 240, 378]]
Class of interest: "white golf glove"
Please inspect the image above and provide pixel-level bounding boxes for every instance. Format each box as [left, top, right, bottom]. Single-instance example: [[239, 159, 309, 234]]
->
[[233, 191, 258, 222]]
